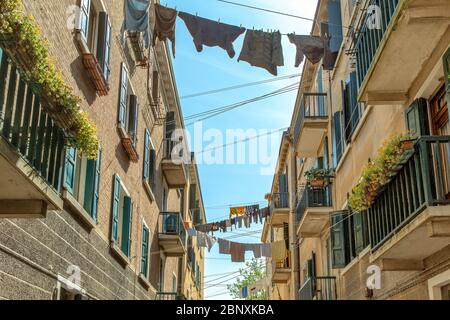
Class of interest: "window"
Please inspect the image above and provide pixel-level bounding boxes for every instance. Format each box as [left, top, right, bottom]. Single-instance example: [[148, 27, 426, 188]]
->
[[342, 71, 361, 142], [63, 148, 101, 221], [143, 128, 156, 195], [330, 210, 369, 269], [118, 63, 139, 161], [75, 0, 111, 90], [111, 175, 133, 258], [332, 111, 343, 167], [140, 222, 150, 278], [327, 0, 343, 54], [444, 46, 450, 106]]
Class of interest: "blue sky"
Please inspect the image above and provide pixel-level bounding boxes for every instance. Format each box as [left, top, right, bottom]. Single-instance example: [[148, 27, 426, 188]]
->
[[168, 0, 318, 300]]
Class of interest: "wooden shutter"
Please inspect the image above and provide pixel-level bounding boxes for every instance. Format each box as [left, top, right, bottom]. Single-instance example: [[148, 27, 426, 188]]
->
[[111, 175, 121, 242], [330, 211, 350, 268], [149, 149, 156, 188], [165, 111, 175, 139], [405, 98, 430, 138], [122, 196, 133, 257], [327, 0, 343, 53], [77, 0, 91, 41], [444, 47, 450, 105], [333, 112, 343, 165], [353, 211, 365, 254], [348, 72, 359, 132], [317, 67, 325, 115], [189, 184, 197, 209], [143, 129, 150, 180], [118, 63, 128, 128], [96, 12, 111, 83], [92, 150, 101, 221], [84, 158, 96, 215], [152, 71, 159, 104], [141, 225, 149, 277], [64, 147, 77, 194], [323, 136, 329, 170], [128, 94, 139, 145]]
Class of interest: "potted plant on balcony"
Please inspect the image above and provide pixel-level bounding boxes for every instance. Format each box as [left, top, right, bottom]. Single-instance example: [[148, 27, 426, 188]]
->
[[348, 132, 416, 212], [305, 168, 334, 188]]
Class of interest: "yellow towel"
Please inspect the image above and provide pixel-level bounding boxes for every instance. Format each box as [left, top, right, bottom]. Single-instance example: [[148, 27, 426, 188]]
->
[[271, 240, 287, 260]]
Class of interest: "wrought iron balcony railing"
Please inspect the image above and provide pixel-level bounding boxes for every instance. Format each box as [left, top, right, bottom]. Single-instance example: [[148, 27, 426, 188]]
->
[[299, 276, 337, 300], [159, 211, 187, 245], [0, 50, 65, 192], [271, 192, 290, 210], [368, 136, 450, 250], [293, 93, 328, 147], [296, 185, 333, 225]]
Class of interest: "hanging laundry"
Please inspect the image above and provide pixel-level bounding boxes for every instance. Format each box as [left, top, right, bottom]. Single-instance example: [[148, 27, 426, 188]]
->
[[238, 30, 284, 76], [178, 12, 246, 58], [230, 218, 236, 231], [230, 241, 245, 262], [260, 206, 269, 218], [122, 0, 151, 48], [322, 36, 337, 71], [187, 228, 197, 237], [287, 34, 326, 67], [152, 4, 177, 57], [219, 220, 227, 233], [244, 216, 251, 228], [230, 206, 246, 218], [246, 243, 261, 258], [197, 231, 207, 248], [271, 240, 287, 260], [238, 216, 243, 228], [240, 286, 249, 299], [261, 243, 271, 258], [218, 238, 231, 254], [205, 234, 217, 252]]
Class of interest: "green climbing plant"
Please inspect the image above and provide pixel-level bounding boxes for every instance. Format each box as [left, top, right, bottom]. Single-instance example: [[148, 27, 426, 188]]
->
[[348, 132, 416, 212], [0, 0, 99, 159]]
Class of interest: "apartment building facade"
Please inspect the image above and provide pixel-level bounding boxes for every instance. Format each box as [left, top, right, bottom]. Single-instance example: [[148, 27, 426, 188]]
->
[[0, 0, 205, 300], [263, 0, 450, 300]]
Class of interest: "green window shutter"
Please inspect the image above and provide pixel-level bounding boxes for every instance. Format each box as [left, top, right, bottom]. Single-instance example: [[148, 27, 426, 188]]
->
[[330, 211, 350, 269], [323, 136, 329, 170], [84, 158, 96, 215], [152, 71, 159, 104], [333, 111, 343, 165], [111, 175, 121, 242], [77, 0, 91, 41], [121, 196, 133, 257], [141, 225, 149, 277], [443, 46, 450, 105], [165, 111, 175, 138], [353, 211, 365, 254], [128, 94, 139, 145], [405, 98, 430, 138], [118, 63, 128, 128], [327, 0, 343, 53], [149, 149, 156, 188], [189, 184, 197, 210], [92, 150, 102, 221], [96, 12, 111, 83], [64, 147, 77, 194], [143, 129, 150, 180], [317, 67, 325, 115]]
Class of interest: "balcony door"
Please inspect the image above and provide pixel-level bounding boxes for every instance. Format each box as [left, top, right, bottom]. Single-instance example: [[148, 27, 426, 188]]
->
[[429, 85, 450, 199]]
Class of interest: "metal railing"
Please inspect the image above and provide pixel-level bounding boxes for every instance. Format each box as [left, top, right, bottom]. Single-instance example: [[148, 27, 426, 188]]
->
[[0, 49, 65, 192], [299, 276, 337, 300], [293, 93, 328, 146], [155, 292, 186, 300], [163, 137, 185, 161], [368, 136, 450, 250], [296, 185, 333, 225], [159, 212, 187, 246], [354, 0, 401, 88], [272, 250, 291, 271], [189, 208, 203, 225], [271, 192, 290, 210]]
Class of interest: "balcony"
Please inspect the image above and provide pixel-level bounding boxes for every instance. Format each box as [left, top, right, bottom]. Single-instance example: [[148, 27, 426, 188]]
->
[[269, 192, 290, 227], [0, 51, 64, 218], [272, 251, 291, 284], [293, 93, 328, 157], [368, 136, 450, 268], [158, 212, 187, 257], [354, 0, 450, 105], [296, 185, 333, 238], [161, 138, 187, 188], [155, 292, 186, 300], [299, 276, 337, 300]]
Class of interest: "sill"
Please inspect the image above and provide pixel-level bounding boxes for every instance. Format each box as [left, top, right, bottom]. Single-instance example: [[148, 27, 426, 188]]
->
[[118, 126, 139, 163], [61, 189, 96, 231], [143, 180, 155, 202], [138, 273, 151, 289], [110, 242, 130, 267]]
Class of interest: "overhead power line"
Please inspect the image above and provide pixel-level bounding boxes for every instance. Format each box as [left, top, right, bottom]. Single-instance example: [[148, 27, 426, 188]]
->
[[180, 73, 301, 99]]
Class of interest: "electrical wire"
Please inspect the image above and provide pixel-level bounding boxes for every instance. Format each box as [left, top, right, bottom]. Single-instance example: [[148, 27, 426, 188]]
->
[[216, 0, 351, 29], [180, 73, 301, 99]]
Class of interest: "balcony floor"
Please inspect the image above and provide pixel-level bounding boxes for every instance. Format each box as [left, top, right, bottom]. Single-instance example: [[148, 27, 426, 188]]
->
[[161, 160, 187, 188], [295, 119, 328, 157], [270, 208, 290, 227], [297, 207, 333, 238], [370, 206, 450, 264], [272, 268, 292, 284], [158, 234, 186, 257]]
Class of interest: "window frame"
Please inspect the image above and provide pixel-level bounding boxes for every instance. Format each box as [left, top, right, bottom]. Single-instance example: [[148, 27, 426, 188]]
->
[[111, 174, 133, 258], [140, 220, 151, 278]]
